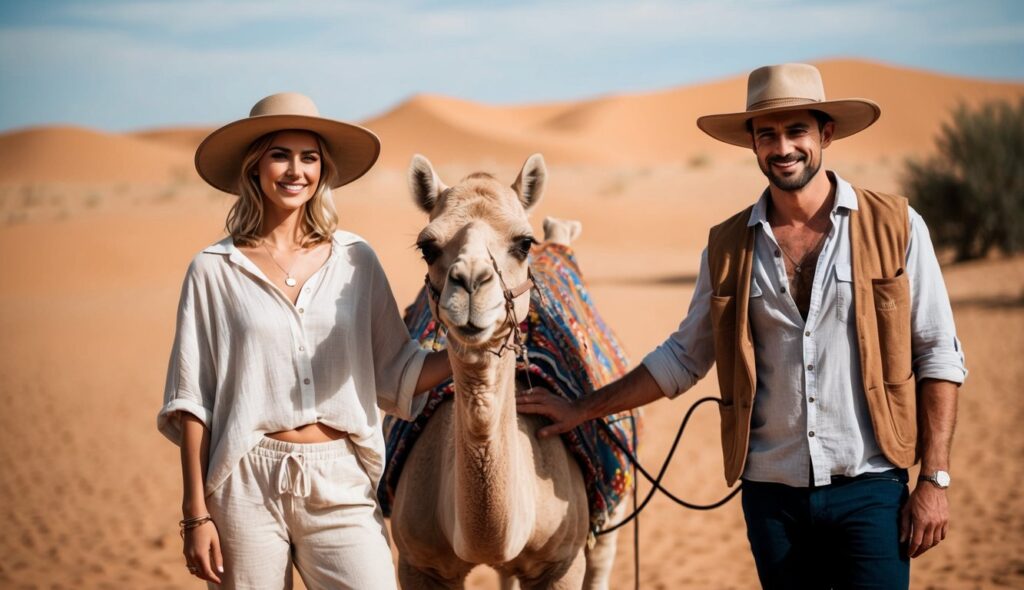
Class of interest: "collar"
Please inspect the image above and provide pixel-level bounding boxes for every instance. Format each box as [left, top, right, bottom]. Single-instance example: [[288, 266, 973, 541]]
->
[[202, 230, 365, 253], [202, 230, 366, 274], [746, 170, 858, 228]]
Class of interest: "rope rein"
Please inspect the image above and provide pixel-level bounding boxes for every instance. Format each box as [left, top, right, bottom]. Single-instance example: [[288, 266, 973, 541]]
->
[[595, 399, 742, 537]]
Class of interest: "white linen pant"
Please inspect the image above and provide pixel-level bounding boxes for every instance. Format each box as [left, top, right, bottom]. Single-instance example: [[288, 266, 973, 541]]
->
[[206, 437, 398, 590]]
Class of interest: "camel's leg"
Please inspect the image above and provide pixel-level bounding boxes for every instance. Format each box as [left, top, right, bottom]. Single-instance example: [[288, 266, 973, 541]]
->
[[518, 549, 586, 590], [583, 501, 628, 589], [398, 558, 466, 590]]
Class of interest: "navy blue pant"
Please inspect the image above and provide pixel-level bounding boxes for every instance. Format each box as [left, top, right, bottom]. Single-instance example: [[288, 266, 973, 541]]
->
[[741, 470, 910, 590]]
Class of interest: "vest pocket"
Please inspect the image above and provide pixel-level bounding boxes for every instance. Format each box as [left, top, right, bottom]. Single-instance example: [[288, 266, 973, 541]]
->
[[871, 270, 912, 383], [883, 374, 918, 447], [710, 294, 737, 406]]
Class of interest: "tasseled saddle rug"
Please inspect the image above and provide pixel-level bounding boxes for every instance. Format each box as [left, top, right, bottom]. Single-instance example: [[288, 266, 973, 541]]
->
[[379, 243, 640, 533]]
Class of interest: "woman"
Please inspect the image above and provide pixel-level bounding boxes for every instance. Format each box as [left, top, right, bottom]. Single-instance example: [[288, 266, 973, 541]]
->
[[157, 93, 450, 589]]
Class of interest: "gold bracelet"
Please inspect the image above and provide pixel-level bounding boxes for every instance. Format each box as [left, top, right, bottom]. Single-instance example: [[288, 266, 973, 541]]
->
[[179, 514, 212, 526], [179, 515, 214, 537]]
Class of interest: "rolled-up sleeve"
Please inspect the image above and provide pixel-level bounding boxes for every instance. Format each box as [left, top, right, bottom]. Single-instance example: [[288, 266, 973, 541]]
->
[[368, 254, 430, 420], [907, 208, 967, 384], [642, 248, 718, 398], [157, 262, 216, 445]]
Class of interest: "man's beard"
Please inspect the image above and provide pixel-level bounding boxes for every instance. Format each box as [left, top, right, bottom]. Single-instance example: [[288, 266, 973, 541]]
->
[[759, 153, 821, 191]]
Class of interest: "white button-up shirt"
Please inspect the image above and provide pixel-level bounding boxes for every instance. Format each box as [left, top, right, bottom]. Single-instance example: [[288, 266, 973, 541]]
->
[[643, 173, 967, 487], [157, 230, 428, 495]]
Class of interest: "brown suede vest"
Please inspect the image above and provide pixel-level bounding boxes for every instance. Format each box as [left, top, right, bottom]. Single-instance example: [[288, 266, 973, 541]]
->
[[706, 188, 915, 486]]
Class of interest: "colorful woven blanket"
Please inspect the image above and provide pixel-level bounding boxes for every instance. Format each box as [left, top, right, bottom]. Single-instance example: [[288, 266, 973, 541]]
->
[[379, 243, 639, 533]]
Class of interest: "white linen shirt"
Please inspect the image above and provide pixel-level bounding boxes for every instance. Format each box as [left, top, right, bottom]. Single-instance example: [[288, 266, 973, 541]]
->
[[157, 230, 429, 495], [642, 173, 967, 487]]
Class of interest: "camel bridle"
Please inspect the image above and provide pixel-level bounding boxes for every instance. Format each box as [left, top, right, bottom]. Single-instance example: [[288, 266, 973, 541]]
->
[[423, 249, 535, 377]]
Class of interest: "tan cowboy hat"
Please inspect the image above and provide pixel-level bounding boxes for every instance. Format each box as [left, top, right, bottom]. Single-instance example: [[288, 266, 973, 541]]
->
[[194, 92, 381, 194], [696, 63, 881, 148]]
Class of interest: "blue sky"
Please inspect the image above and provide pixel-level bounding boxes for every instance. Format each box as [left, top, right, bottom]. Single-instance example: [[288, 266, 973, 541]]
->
[[1, 0, 1021, 132]]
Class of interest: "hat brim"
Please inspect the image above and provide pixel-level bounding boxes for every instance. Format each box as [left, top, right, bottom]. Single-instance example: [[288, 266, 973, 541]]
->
[[195, 114, 381, 195], [696, 98, 881, 148]]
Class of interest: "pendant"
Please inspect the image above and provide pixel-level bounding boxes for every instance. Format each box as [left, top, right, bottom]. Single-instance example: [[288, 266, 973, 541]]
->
[[794, 265, 802, 274], [285, 277, 297, 287]]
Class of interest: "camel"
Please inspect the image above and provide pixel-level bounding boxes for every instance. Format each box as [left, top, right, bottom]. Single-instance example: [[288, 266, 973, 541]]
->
[[389, 154, 623, 589]]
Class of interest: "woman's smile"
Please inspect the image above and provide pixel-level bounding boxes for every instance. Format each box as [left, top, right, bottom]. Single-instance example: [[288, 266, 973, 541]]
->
[[276, 181, 310, 195]]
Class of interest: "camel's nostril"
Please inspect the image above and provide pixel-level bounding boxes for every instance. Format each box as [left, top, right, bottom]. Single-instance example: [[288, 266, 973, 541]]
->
[[449, 265, 494, 294], [449, 270, 470, 293], [469, 271, 494, 293]]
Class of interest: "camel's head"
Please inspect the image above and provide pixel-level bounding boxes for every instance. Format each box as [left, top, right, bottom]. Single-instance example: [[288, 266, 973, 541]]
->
[[409, 153, 545, 350]]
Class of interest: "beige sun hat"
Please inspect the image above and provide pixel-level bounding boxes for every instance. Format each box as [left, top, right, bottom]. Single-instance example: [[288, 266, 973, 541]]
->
[[194, 92, 381, 194], [696, 63, 881, 148]]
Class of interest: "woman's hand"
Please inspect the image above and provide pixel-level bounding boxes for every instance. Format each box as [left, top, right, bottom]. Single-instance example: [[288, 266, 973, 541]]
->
[[516, 387, 587, 437], [183, 520, 223, 583], [179, 414, 221, 582]]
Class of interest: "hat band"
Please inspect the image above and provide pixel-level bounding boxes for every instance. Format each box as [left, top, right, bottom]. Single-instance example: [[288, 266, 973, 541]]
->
[[747, 96, 820, 112]]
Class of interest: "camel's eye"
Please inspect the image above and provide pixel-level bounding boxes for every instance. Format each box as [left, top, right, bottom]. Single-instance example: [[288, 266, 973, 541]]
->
[[416, 239, 442, 265], [509, 235, 537, 261]]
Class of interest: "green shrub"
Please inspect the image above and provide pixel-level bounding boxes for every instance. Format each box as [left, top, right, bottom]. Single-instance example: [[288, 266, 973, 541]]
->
[[902, 98, 1024, 261]]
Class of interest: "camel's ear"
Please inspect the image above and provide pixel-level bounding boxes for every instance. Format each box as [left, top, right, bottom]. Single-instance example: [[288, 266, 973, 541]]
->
[[408, 154, 447, 214], [512, 153, 546, 211]]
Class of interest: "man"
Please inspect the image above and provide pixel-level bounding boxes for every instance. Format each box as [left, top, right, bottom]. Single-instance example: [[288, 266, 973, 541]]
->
[[517, 63, 966, 589]]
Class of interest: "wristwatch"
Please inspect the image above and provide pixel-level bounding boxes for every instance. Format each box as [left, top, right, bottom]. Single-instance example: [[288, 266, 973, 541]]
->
[[919, 470, 951, 489]]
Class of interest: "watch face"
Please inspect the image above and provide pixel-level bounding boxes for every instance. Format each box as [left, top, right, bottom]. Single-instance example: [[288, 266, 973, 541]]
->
[[935, 471, 951, 487]]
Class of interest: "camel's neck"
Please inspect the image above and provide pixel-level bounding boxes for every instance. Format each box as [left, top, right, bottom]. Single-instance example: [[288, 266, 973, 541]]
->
[[448, 345, 533, 562]]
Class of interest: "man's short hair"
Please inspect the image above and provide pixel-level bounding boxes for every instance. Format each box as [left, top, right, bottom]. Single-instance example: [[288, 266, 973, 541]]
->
[[745, 109, 835, 136]]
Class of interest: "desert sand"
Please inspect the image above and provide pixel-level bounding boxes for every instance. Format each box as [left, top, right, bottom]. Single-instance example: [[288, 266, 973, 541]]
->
[[0, 59, 1022, 589]]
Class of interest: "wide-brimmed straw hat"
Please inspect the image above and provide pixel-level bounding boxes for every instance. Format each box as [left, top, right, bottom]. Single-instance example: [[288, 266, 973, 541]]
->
[[195, 92, 380, 194], [696, 63, 881, 148]]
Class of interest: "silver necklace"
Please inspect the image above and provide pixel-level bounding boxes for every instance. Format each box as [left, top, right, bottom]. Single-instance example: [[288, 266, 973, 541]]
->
[[778, 229, 828, 275], [261, 241, 299, 287]]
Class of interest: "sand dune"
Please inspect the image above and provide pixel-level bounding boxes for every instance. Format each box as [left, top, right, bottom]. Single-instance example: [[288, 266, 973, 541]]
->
[[362, 58, 1024, 168], [816, 59, 1024, 158], [362, 93, 611, 168], [0, 125, 194, 184], [132, 127, 215, 154], [5, 59, 1018, 187]]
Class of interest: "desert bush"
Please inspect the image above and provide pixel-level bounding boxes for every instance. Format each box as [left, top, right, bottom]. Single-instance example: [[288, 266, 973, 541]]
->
[[902, 98, 1024, 261]]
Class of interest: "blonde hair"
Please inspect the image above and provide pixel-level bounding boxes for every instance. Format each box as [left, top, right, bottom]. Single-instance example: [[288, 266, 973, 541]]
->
[[226, 130, 340, 247]]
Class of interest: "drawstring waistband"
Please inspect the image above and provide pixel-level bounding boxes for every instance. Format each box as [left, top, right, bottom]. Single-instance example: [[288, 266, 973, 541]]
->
[[252, 436, 353, 499], [277, 452, 311, 498]]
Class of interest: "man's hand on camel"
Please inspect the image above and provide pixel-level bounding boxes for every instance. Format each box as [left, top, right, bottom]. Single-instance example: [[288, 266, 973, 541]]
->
[[516, 387, 585, 437]]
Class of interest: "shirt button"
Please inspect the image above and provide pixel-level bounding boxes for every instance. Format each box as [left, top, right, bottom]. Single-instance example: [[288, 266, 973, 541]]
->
[[303, 378, 311, 385], [298, 308, 305, 314], [805, 331, 811, 337], [780, 287, 787, 293], [299, 346, 305, 352], [809, 397, 816, 403], [807, 364, 814, 371], [808, 431, 816, 437], [774, 249, 781, 257]]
